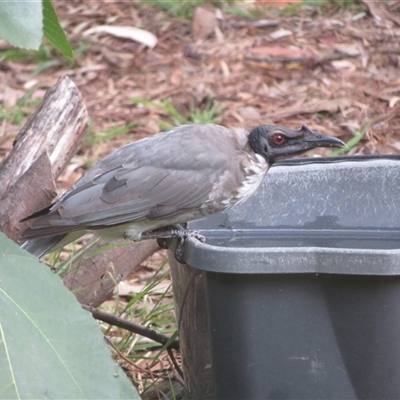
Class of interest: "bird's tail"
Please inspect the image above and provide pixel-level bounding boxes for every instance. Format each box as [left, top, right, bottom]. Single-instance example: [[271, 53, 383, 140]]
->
[[21, 230, 88, 258], [21, 235, 67, 258]]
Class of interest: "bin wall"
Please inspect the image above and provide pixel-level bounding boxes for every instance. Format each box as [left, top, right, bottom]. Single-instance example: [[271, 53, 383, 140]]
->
[[170, 255, 400, 400]]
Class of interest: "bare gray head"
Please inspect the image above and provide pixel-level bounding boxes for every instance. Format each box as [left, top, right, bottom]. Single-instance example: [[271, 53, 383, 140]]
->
[[248, 124, 346, 165]]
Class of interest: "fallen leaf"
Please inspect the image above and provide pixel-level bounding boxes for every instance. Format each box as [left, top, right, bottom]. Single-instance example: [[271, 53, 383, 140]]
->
[[192, 7, 218, 39], [169, 69, 182, 86], [269, 28, 293, 40], [351, 12, 367, 22], [248, 47, 312, 58], [389, 97, 400, 108], [325, 19, 345, 27], [220, 60, 230, 78], [231, 19, 279, 29], [83, 25, 157, 48], [256, 0, 302, 7], [331, 60, 357, 71], [333, 43, 360, 57], [215, 26, 224, 43]]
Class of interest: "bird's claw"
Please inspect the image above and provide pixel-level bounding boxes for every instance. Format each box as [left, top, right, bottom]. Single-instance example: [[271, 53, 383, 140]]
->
[[151, 227, 204, 263], [172, 229, 205, 263]]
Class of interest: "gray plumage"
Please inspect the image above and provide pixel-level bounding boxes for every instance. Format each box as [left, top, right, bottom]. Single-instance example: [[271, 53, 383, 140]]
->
[[21, 123, 345, 257]]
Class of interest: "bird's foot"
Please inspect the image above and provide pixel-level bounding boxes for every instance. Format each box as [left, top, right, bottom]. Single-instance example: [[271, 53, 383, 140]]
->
[[166, 228, 205, 263], [141, 225, 205, 263]]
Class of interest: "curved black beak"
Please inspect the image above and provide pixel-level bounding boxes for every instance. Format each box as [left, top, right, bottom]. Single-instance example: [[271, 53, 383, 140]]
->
[[301, 125, 346, 149]]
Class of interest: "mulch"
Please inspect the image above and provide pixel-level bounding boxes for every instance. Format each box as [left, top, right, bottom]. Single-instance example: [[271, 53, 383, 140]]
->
[[1, 1, 400, 398]]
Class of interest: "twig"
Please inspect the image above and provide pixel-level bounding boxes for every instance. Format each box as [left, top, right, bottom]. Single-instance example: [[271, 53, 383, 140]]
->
[[230, 19, 279, 29], [245, 52, 358, 65], [167, 347, 184, 380], [104, 336, 138, 370], [83, 305, 180, 351]]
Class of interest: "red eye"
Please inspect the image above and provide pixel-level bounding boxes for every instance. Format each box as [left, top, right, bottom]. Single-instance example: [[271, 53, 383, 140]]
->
[[272, 133, 286, 145]]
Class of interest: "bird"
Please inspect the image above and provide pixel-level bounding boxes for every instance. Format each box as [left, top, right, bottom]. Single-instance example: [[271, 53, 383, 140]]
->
[[20, 123, 345, 259]]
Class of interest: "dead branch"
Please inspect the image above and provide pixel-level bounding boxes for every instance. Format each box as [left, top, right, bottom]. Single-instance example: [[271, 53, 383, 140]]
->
[[0, 76, 88, 241], [62, 238, 160, 307]]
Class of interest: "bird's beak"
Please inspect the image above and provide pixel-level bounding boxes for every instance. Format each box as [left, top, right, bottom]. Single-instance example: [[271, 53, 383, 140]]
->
[[302, 125, 346, 149]]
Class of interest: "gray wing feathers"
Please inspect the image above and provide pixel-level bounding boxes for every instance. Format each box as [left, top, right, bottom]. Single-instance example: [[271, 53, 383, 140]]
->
[[22, 124, 243, 239]]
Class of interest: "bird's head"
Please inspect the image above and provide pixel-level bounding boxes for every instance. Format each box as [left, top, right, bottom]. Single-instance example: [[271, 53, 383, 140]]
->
[[248, 124, 346, 164]]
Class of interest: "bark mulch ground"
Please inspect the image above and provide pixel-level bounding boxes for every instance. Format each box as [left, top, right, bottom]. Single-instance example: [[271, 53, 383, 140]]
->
[[1, 1, 400, 398]]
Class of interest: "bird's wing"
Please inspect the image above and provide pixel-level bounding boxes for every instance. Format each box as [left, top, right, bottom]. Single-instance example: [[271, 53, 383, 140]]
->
[[23, 124, 242, 238]]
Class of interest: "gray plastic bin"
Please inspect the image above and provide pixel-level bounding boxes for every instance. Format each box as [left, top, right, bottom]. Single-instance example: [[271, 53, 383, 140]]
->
[[168, 156, 400, 400]]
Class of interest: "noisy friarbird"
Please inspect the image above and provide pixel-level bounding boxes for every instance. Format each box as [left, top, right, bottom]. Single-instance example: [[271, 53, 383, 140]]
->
[[21, 123, 345, 258]]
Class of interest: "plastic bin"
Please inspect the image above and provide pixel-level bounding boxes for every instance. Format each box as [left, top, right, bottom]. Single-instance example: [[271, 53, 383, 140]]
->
[[168, 156, 400, 400]]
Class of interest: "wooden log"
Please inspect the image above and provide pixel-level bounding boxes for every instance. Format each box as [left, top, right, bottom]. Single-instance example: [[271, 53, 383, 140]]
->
[[0, 153, 57, 242], [0, 76, 88, 241]]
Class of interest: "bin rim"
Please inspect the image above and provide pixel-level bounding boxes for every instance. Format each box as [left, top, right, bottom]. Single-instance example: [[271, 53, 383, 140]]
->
[[275, 154, 400, 167], [175, 237, 400, 275]]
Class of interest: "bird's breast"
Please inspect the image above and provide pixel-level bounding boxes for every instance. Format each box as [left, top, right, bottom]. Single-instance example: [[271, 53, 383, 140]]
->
[[234, 153, 269, 206], [202, 153, 269, 213]]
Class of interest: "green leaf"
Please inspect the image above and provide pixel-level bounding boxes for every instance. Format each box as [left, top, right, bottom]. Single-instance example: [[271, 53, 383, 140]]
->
[[0, 0, 43, 50], [43, 0, 74, 58], [0, 233, 139, 399]]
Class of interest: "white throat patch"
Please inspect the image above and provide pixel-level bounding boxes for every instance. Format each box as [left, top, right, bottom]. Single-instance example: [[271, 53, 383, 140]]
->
[[236, 153, 269, 205]]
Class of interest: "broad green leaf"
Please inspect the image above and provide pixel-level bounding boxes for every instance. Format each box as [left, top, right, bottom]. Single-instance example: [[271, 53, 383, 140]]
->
[[0, 233, 139, 399], [43, 0, 74, 58], [0, 0, 42, 50]]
